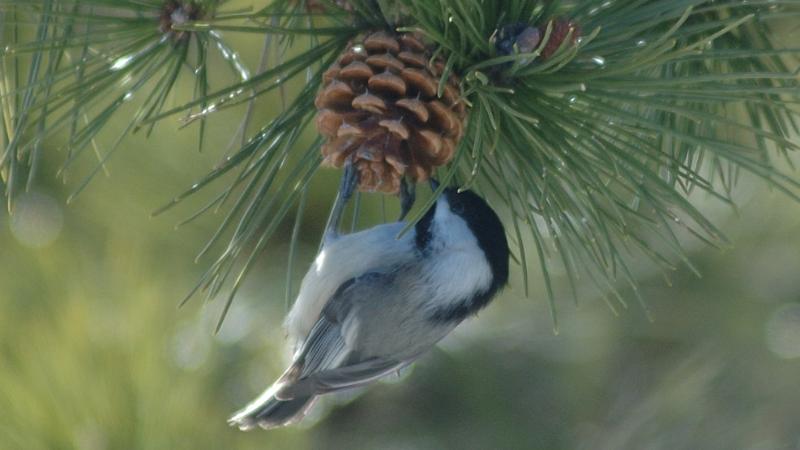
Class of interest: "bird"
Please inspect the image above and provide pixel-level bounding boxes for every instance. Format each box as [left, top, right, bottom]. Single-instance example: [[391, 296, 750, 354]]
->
[[228, 164, 510, 430]]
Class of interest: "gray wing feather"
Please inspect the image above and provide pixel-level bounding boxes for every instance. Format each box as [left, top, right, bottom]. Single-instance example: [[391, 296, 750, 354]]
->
[[276, 271, 403, 400], [297, 319, 346, 377], [278, 358, 406, 399], [312, 358, 411, 392]]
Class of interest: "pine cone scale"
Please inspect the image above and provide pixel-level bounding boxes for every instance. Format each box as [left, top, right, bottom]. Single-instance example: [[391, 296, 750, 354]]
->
[[315, 80, 355, 109], [397, 51, 427, 68], [368, 72, 407, 96], [339, 61, 374, 79], [399, 68, 437, 97], [366, 54, 405, 72]]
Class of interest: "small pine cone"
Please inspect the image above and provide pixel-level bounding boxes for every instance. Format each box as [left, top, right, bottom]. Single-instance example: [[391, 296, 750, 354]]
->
[[304, 0, 352, 13], [495, 23, 541, 56], [540, 19, 581, 60], [160, 1, 201, 37], [315, 31, 467, 193]]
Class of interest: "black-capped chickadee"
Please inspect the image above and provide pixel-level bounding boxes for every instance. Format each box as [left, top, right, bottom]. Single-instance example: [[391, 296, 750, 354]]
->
[[229, 166, 509, 430]]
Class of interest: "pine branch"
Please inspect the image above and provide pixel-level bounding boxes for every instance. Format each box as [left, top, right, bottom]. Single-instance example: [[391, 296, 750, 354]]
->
[[397, 0, 800, 327], [0, 0, 249, 208], [3, 0, 800, 330]]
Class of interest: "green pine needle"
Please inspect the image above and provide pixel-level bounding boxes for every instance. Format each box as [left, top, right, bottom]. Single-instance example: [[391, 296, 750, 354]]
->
[[0, 0, 248, 207], [3, 0, 800, 329]]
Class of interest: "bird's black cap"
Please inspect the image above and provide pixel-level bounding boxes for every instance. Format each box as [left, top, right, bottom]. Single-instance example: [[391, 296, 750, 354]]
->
[[442, 188, 510, 291]]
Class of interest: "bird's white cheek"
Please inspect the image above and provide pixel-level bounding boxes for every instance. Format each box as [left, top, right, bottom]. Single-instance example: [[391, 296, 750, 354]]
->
[[424, 249, 493, 309], [423, 209, 494, 308]]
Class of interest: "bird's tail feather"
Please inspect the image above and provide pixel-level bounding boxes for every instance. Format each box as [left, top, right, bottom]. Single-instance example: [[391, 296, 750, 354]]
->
[[228, 384, 315, 430]]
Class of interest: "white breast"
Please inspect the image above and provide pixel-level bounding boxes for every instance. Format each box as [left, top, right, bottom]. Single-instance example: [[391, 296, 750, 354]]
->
[[285, 222, 415, 348]]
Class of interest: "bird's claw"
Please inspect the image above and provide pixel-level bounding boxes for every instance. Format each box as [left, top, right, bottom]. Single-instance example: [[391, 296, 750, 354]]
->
[[325, 161, 358, 240], [398, 178, 416, 221]]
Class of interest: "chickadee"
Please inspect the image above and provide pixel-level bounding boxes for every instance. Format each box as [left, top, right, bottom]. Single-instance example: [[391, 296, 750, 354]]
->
[[228, 165, 509, 430]]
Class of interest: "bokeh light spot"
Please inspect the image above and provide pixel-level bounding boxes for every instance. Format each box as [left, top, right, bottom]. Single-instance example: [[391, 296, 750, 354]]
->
[[214, 301, 255, 344], [171, 321, 211, 371], [9, 191, 64, 248], [765, 303, 800, 359]]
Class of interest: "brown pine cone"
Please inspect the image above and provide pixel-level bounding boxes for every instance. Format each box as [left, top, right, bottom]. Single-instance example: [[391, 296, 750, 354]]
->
[[315, 31, 467, 193], [540, 19, 581, 60], [304, 0, 352, 13]]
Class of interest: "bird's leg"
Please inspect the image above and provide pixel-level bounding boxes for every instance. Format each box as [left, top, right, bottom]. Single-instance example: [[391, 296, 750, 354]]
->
[[398, 177, 415, 221], [324, 161, 358, 241]]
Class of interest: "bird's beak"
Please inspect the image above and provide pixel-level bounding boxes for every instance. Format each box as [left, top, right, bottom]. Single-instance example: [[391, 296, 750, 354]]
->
[[429, 178, 440, 191]]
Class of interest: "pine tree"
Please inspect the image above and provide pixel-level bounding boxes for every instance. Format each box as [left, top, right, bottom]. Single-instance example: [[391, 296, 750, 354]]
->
[[2, 0, 799, 331]]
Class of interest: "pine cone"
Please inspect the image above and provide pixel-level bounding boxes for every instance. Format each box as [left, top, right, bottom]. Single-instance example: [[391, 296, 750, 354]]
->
[[159, 1, 201, 38], [304, 0, 352, 13], [495, 23, 541, 56], [315, 31, 467, 193], [540, 19, 581, 60]]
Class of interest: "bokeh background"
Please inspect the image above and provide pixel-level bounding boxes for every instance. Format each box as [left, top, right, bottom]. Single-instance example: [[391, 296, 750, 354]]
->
[[3, 13, 800, 450]]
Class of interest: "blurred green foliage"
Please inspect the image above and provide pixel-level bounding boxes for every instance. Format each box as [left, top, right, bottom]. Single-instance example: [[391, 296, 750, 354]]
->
[[0, 123, 309, 448], [2, 118, 800, 450], [2, 10, 800, 450]]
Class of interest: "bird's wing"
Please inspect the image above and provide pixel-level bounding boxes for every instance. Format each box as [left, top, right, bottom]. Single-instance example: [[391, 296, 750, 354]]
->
[[293, 315, 347, 376], [307, 357, 411, 393], [286, 222, 412, 343], [275, 271, 407, 400], [277, 357, 406, 400]]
